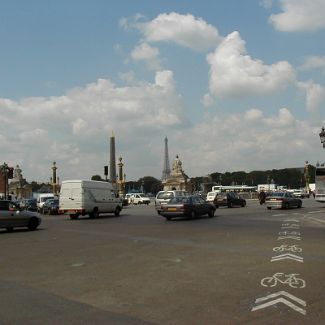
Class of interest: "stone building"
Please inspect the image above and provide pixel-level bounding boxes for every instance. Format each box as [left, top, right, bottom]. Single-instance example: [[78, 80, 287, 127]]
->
[[162, 155, 192, 192], [8, 165, 32, 199]]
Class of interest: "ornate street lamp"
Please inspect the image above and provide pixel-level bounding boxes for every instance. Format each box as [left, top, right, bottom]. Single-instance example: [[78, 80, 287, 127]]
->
[[319, 127, 325, 148]]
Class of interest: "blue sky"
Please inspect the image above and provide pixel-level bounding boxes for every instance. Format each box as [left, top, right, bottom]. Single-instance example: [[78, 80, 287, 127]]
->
[[1, 0, 325, 182]]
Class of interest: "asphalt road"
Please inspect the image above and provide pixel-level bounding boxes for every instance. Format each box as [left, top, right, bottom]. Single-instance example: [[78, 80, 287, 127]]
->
[[0, 199, 324, 324]]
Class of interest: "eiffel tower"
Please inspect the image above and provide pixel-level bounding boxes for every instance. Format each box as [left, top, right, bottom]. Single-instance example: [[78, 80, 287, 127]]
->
[[162, 136, 171, 181]]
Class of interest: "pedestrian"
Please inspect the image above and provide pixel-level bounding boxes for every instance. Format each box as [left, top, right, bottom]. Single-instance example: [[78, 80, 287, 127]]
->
[[258, 190, 266, 205]]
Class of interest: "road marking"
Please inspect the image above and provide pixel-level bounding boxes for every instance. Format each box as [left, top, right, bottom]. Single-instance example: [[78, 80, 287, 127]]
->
[[284, 219, 299, 222], [307, 217, 325, 225], [261, 272, 306, 288], [278, 236, 301, 240], [307, 210, 323, 214], [271, 253, 303, 263], [273, 244, 302, 253], [252, 291, 306, 315], [272, 214, 287, 217], [281, 224, 300, 229]]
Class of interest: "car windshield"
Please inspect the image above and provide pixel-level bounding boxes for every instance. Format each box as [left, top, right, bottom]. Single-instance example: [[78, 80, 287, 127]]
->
[[270, 192, 285, 197], [157, 192, 174, 200], [169, 197, 190, 204]]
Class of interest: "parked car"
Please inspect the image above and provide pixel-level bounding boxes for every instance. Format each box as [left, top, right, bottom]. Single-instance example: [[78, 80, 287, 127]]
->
[[159, 195, 216, 220], [213, 192, 246, 208], [42, 198, 60, 215], [0, 200, 42, 231], [266, 192, 302, 210], [155, 190, 189, 214]]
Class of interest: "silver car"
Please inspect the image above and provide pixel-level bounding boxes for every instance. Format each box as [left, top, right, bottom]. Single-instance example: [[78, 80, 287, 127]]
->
[[266, 192, 302, 210], [0, 200, 42, 232], [155, 190, 189, 214]]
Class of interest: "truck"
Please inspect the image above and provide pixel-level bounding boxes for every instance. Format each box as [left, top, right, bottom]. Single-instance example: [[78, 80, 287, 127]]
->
[[59, 180, 123, 219]]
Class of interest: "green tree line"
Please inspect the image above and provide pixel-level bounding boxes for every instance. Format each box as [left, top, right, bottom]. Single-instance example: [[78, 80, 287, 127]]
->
[[90, 165, 316, 194]]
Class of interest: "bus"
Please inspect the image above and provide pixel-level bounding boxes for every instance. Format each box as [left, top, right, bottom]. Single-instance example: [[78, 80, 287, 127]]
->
[[315, 166, 325, 203], [211, 185, 257, 193]]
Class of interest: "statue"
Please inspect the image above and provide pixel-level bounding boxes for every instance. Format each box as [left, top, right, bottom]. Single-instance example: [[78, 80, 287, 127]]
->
[[172, 155, 183, 174], [13, 165, 22, 181]]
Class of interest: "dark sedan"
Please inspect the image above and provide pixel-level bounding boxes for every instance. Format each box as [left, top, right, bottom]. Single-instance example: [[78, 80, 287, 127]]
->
[[266, 192, 302, 210], [159, 195, 216, 221], [42, 199, 60, 215], [214, 192, 246, 208]]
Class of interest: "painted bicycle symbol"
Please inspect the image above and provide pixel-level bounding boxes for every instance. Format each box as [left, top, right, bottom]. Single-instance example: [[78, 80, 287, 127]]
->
[[273, 244, 302, 253], [261, 272, 306, 288]]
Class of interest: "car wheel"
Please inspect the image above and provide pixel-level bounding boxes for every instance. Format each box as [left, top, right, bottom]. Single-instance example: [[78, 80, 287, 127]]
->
[[114, 206, 121, 216], [90, 208, 99, 218], [6, 227, 13, 232], [28, 217, 39, 231], [241, 201, 246, 207], [208, 209, 215, 218], [267, 207, 272, 210], [297, 202, 302, 208], [165, 216, 171, 221], [70, 214, 79, 220]]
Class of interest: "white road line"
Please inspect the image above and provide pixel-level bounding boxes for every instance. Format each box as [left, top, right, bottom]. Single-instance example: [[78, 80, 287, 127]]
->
[[307, 217, 325, 225], [307, 210, 323, 214]]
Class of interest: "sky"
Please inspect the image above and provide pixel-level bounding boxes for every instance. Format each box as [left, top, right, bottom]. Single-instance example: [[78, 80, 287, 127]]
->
[[1, 0, 325, 183]]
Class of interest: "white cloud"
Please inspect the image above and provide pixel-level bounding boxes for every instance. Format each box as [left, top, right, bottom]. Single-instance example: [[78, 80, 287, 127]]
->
[[260, 0, 274, 9], [300, 56, 325, 72], [297, 80, 325, 113], [0, 71, 189, 181], [206, 31, 295, 98], [176, 107, 320, 175], [264, 107, 296, 127], [201, 93, 214, 107], [72, 118, 89, 135], [269, 0, 325, 32], [244, 109, 263, 121], [136, 12, 222, 51], [130, 42, 162, 70]]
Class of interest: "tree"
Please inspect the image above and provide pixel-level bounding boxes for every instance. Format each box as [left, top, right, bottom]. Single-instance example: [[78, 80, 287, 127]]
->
[[91, 175, 104, 181], [137, 176, 162, 194]]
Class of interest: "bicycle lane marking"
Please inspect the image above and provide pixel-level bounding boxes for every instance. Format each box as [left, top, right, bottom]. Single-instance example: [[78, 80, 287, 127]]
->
[[251, 216, 307, 315]]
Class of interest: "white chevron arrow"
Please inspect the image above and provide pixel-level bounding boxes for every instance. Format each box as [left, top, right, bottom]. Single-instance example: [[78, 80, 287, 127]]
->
[[271, 253, 304, 262], [252, 291, 306, 315], [278, 236, 301, 240]]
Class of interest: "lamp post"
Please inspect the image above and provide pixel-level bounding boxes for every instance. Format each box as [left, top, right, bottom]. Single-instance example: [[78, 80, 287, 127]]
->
[[319, 127, 325, 148]]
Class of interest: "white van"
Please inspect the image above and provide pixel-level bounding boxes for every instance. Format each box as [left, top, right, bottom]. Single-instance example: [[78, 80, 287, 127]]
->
[[37, 193, 55, 212], [59, 180, 123, 219]]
